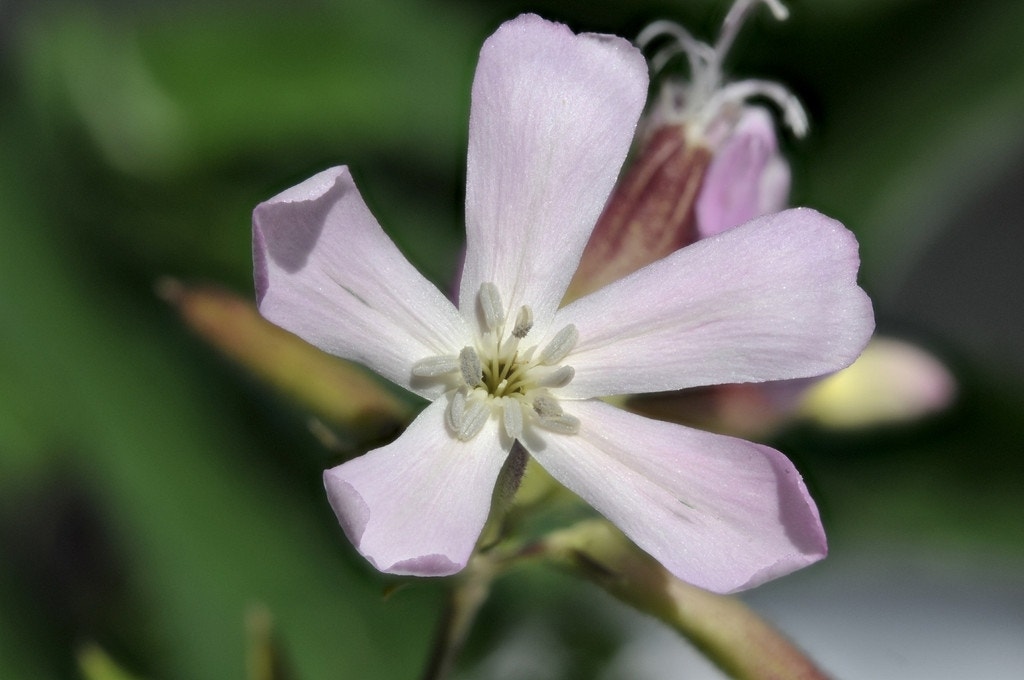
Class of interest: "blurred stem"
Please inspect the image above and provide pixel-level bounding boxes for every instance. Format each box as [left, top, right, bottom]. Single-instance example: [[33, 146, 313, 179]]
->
[[158, 279, 412, 442], [419, 552, 500, 680], [535, 520, 829, 680]]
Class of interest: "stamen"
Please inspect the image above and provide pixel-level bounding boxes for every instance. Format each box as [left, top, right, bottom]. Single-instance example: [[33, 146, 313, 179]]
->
[[412, 355, 459, 377], [460, 346, 483, 386], [448, 387, 468, 431], [457, 395, 490, 441], [716, 0, 789, 62], [637, 20, 713, 76], [478, 282, 504, 332], [637, 0, 802, 141], [706, 79, 808, 137], [536, 365, 575, 388], [532, 394, 564, 419], [536, 413, 581, 435], [538, 325, 579, 365], [502, 397, 523, 439], [512, 305, 534, 339]]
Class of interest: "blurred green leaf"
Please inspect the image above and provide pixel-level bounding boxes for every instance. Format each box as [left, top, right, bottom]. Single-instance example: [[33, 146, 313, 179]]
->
[[78, 644, 145, 680]]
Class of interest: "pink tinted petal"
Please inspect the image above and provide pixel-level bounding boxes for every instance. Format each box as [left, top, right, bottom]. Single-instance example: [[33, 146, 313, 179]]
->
[[696, 107, 787, 238], [555, 208, 874, 399], [758, 155, 791, 216], [460, 14, 648, 332], [526, 400, 826, 593], [323, 398, 509, 576], [253, 167, 467, 399]]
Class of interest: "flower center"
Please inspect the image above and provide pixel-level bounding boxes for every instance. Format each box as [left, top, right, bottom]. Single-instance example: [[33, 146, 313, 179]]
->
[[413, 282, 580, 441]]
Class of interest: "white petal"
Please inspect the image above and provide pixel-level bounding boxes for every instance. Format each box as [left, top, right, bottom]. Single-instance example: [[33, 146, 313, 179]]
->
[[459, 14, 648, 333], [554, 208, 874, 398], [323, 399, 510, 576], [525, 400, 826, 593], [253, 167, 468, 398]]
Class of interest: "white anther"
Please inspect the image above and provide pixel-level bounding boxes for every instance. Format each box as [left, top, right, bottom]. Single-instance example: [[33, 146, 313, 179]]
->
[[412, 355, 459, 377], [448, 388, 468, 431], [512, 305, 534, 339], [537, 413, 581, 435], [457, 395, 490, 441], [478, 282, 504, 332], [532, 394, 564, 419], [536, 365, 575, 389], [502, 397, 523, 440], [538, 325, 578, 365], [459, 346, 483, 386]]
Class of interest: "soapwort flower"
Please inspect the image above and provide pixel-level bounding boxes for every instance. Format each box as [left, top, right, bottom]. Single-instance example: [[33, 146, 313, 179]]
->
[[252, 14, 873, 593]]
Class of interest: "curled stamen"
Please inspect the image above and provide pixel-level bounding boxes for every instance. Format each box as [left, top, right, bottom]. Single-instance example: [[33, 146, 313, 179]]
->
[[412, 355, 459, 377], [637, 0, 802, 141], [704, 79, 808, 137], [478, 282, 504, 332], [716, 0, 789, 61], [512, 305, 534, 339], [460, 346, 483, 386], [539, 325, 579, 365], [637, 20, 714, 76]]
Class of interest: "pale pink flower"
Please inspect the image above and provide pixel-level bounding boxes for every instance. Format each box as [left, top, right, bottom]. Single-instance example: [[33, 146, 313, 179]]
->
[[252, 14, 873, 593]]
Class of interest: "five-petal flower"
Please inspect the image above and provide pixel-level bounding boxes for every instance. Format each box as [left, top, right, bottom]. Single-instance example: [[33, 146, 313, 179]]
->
[[252, 14, 873, 593]]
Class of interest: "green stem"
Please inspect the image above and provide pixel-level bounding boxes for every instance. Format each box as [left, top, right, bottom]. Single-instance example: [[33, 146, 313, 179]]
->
[[418, 553, 498, 680], [534, 520, 830, 680]]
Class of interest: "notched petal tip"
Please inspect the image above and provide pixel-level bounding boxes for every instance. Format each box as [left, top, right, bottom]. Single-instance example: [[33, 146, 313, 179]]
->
[[323, 467, 467, 577], [252, 166, 351, 284], [386, 554, 463, 577], [323, 467, 370, 547]]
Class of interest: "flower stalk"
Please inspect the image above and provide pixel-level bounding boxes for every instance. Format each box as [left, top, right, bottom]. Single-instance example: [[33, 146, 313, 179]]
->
[[537, 520, 830, 680]]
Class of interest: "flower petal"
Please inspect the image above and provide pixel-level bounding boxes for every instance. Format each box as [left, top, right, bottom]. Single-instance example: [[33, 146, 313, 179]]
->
[[459, 14, 648, 332], [525, 400, 826, 593], [554, 208, 874, 398], [323, 398, 510, 576], [253, 166, 467, 398], [696, 107, 789, 238]]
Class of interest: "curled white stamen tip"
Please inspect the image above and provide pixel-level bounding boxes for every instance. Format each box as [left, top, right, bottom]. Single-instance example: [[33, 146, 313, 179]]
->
[[478, 282, 504, 332], [719, 0, 790, 57], [708, 79, 808, 137], [512, 305, 534, 339], [539, 325, 579, 365], [412, 355, 459, 377], [763, 0, 789, 21], [502, 397, 523, 440], [459, 346, 483, 387]]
